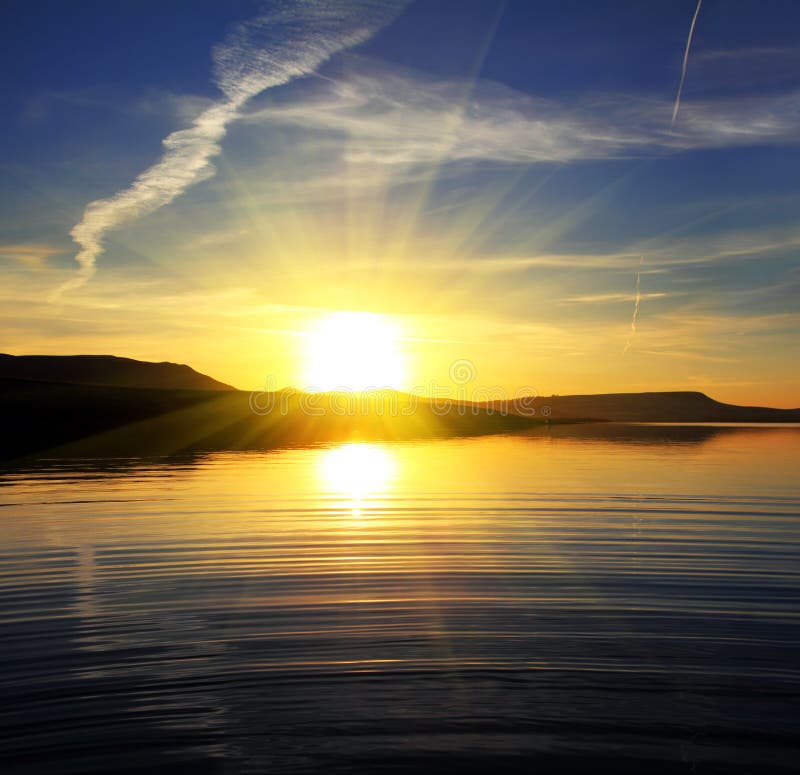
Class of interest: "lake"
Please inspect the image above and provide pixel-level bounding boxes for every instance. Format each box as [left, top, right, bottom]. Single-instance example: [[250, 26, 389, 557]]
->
[[1, 424, 799, 773]]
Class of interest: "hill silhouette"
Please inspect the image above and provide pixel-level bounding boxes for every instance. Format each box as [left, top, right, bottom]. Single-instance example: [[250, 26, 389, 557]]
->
[[0, 354, 235, 391], [1, 355, 797, 460], [0, 381, 551, 459], [511, 391, 800, 423]]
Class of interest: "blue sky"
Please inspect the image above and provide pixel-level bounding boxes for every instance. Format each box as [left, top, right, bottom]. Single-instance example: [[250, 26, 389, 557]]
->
[[1, 1, 798, 404]]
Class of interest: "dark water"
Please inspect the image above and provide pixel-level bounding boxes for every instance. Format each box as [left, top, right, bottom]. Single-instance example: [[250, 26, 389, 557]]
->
[[1, 424, 799, 773]]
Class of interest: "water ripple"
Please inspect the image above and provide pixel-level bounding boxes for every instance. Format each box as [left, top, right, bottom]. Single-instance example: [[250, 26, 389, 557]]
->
[[1, 431, 799, 772]]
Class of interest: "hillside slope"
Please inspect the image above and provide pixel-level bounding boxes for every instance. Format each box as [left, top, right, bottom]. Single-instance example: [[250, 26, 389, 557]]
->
[[514, 391, 800, 422], [0, 354, 235, 391], [0, 381, 547, 459]]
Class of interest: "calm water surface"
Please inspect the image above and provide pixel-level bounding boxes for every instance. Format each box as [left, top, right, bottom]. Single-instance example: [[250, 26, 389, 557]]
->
[[1, 425, 799, 773]]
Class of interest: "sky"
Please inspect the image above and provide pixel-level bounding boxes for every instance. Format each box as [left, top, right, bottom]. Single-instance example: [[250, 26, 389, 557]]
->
[[1, 0, 799, 406]]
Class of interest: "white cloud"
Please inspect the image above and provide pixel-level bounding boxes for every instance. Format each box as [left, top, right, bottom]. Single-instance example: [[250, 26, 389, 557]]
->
[[59, 1, 408, 295], [244, 60, 800, 168]]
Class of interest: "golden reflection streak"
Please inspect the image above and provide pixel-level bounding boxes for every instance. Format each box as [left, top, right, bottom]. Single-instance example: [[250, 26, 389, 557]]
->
[[317, 442, 397, 520], [315, 441, 459, 684]]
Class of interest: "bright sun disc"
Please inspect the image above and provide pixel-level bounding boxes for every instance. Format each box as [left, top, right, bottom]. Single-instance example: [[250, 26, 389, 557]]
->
[[303, 311, 406, 392]]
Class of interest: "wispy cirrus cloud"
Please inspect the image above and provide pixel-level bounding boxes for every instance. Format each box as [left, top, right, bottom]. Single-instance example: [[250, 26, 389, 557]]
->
[[563, 292, 668, 304], [0, 243, 62, 269], [390, 222, 800, 273], [244, 61, 800, 168], [690, 46, 800, 94], [59, 0, 407, 295], [246, 69, 647, 164]]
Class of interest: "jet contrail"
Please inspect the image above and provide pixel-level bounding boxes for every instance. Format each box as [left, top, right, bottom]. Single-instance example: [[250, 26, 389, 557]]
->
[[56, 1, 407, 295], [671, 0, 703, 126], [623, 255, 644, 354]]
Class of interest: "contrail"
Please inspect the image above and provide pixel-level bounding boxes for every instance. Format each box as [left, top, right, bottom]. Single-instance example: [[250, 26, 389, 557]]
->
[[623, 255, 644, 354], [671, 0, 703, 126], [56, 1, 407, 296]]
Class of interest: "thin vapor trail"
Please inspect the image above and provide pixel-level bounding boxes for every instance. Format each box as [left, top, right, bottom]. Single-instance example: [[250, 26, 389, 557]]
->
[[623, 255, 644, 354], [56, 1, 406, 296], [671, 0, 703, 126]]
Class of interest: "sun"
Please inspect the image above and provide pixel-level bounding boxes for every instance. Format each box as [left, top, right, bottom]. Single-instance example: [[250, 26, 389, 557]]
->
[[303, 311, 407, 392]]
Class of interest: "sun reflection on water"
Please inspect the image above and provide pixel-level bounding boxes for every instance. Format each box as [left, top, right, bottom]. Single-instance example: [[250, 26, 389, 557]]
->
[[318, 442, 397, 518]]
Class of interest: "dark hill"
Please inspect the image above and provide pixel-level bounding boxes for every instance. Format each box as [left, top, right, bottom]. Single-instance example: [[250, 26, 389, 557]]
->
[[0, 381, 550, 460], [510, 391, 800, 423], [2, 354, 797, 461], [0, 354, 235, 391]]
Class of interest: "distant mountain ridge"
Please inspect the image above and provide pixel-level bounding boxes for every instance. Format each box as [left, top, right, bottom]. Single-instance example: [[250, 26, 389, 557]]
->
[[1, 355, 796, 421], [510, 391, 800, 423], [1, 355, 798, 459], [0, 354, 236, 392]]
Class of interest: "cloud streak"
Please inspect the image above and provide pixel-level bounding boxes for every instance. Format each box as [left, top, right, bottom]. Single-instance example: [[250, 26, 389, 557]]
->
[[244, 62, 800, 171], [0, 243, 62, 269], [59, 0, 406, 294], [672, 0, 703, 126], [564, 291, 666, 304], [623, 256, 644, 353]]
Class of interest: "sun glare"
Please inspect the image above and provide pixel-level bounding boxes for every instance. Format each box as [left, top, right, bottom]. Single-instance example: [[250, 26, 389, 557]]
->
[[319, 443, 396, 502], [303, 311, 407, 392]]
